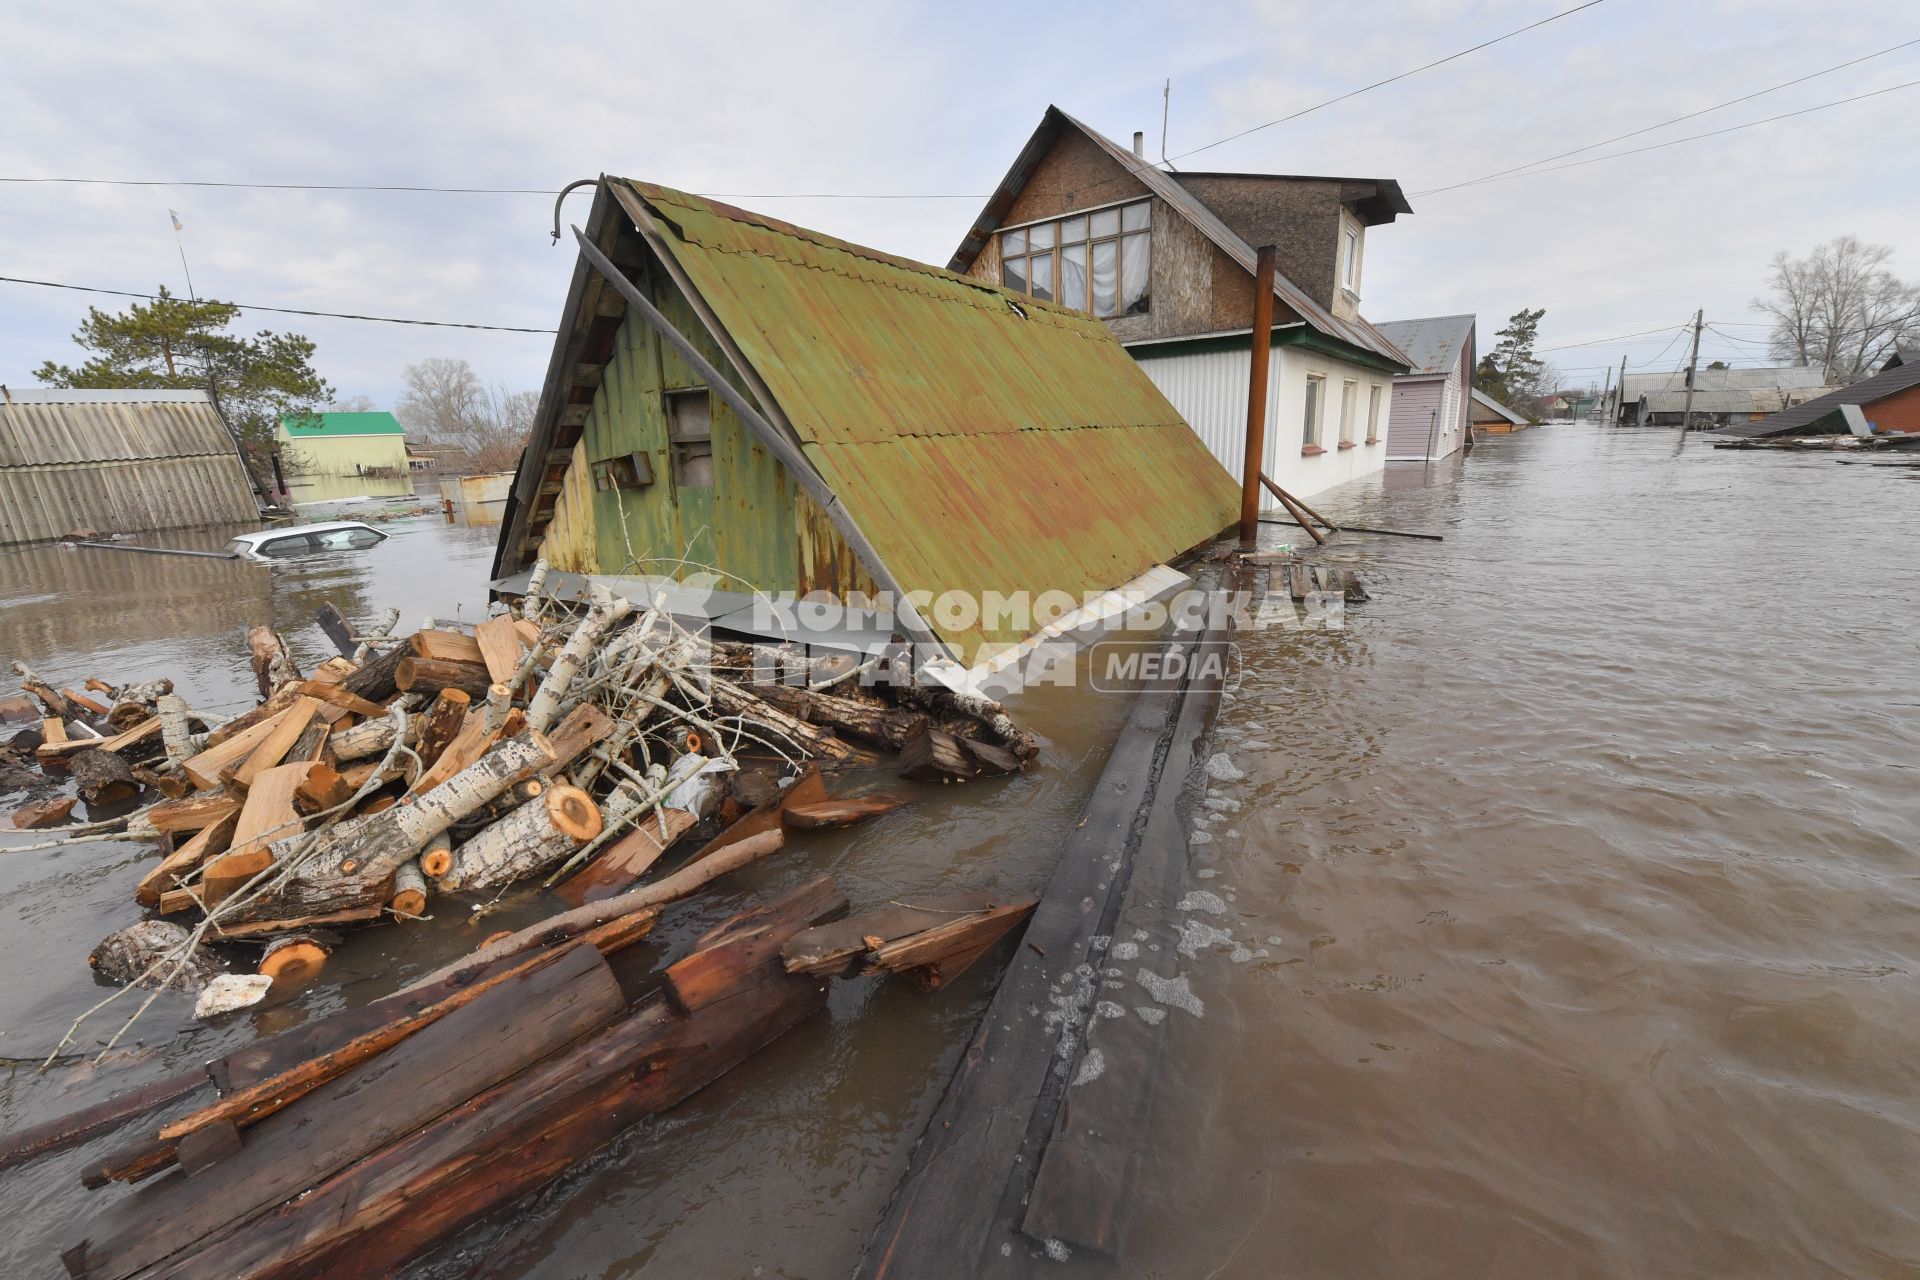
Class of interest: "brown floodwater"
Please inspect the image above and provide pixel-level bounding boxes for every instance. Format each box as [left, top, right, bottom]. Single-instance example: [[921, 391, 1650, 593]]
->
[[1, 429, 1916, 1278]]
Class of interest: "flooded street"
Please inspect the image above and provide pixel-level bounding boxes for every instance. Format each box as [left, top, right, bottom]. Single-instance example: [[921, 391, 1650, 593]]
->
[[3, 427, 1917, 1277]]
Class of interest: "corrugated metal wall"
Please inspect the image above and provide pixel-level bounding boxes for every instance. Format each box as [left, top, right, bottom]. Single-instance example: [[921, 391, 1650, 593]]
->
[[0, 395, 259, 544], [1136, 344, 1285, 508]]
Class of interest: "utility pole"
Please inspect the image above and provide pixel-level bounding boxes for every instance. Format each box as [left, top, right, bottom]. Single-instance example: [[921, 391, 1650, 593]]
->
[[1239, 245, 1278, 545], [1598, 365, 1613, 423], [1678, 309, 1704, 435], [1615, 352, 1628, 426]]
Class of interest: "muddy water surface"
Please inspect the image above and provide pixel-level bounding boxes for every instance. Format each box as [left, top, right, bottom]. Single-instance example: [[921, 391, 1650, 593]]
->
[[3, 429, 1917, 1278]]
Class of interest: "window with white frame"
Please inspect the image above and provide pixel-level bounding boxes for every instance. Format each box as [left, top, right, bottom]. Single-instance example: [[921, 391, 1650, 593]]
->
[[1366, 384, 1383, 442], [1303, 375, 1325, 449], [1001, 200, 1151, 318], [1339, 380, 1357, 446], [1342, 227, 1360, 291]]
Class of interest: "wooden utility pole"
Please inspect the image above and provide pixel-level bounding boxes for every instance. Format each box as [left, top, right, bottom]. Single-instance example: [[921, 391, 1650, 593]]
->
[[1615, 353, 1628, 425], [1239, 245, 1278, 545], [1597, 365, 1613, 423], [1678, 309, 1704, 435]]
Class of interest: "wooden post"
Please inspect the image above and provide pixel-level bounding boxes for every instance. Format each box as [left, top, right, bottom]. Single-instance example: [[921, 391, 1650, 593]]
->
[[1679, 308, 1703, 436], [1240, 244, 1278, 545]]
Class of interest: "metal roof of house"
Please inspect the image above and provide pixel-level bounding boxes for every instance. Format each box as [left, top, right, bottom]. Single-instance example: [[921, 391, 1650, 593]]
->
[[280, 411, 406, 438], [1469, 388, 1527, 425], [1374, 314, 1476, 377], [1622, 365, 1830, 414], [1713, 357, 1920, 438], [496, 179, 1239, 665], [947, 106, 1411, 370], [0, 388, 258, 544]]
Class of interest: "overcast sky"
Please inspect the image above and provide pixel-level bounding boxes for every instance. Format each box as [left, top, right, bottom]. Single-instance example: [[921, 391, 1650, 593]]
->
[[3, 0, 1915, 406]]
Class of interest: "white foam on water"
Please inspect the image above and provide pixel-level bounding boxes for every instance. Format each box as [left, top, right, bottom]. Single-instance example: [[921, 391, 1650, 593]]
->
[[1138, 968, 1205, 1016], [1179, 890, 1228, 915], [1044, 1238, 1072, 1262], [1135, 1006, 1167, 1026], [1190, 830, 1213, 845], [1096, 1000, 1126, 1019], [1206, 752, 1246, 782], [1178, 918, 1235, 958], [1110, 941, 1140, 960], [1072, 1047, 1107, 1086]]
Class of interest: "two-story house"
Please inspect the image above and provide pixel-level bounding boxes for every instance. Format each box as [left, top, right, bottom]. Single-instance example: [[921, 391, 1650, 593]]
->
[[950, 106, 1413, 504]]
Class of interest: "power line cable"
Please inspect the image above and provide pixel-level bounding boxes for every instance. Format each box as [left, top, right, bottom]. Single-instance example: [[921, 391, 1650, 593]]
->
[[1538, 322, 1688, 353], [0, 275, 554, 333], [1413, 37, 1920, 195], [1413, 77, 1920, 196]]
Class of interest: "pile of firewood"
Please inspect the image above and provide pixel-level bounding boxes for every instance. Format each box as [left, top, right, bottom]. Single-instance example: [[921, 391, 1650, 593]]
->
[[7, 560, 1038, 1009]]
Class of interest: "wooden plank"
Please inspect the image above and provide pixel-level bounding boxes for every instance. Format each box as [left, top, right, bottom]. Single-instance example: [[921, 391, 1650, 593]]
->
[[663, 875, 848, 1013], [552, 808, 697, 907], [230, 698, 320, 790], [64, 942, 625, 1280], [61, 688, 111, 716], [473, 616, 524, 683], [782, 797, 901, 829], [182, 710, 290, 791], [781, 891, 1001, 976], [868, 900, 1035, 988], [410, 629, 484, 665], [34, 717, 68, 762]]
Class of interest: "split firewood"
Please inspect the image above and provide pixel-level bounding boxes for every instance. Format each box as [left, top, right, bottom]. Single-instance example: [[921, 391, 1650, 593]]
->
[[246, 626, 302, 702], [292, 680, 385, 719], [69, 748, 140, 806], [61, 688, 110, 717], [404, 705, 521, 798], [229, 697, 320, 789], [544, 701, 614, 774], [472, 616, 524, 683], [131, 766, 192, 800], [436, 785, 602, 894], [12, 795, 77, 829], [143, 791, 242, 834], [292, 761, 353, 814], [204, 683, 303, 747], [185, 709, 291, 789], [394, 655, 493, 700], [134, 812, 238, 908], [286, 720, 331, 763], [411, 688, 472, 775], [410, 629, 485, 665], [896, 723, 1020, 783], [228, 763, 312, 858], [38, 715, 161, 762], [553, 804, 696, 907]]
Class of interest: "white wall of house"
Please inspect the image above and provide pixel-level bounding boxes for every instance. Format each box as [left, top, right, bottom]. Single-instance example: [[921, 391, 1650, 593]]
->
[[1132, 339, 1392, 504]]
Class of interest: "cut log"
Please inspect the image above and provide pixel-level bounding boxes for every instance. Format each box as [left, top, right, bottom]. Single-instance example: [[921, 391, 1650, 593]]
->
[[134, 812, 238, 908], [389, 859, 428, 918], [409, 629, 484, 665], [436, 785, 602, 894], [783, 796, 902, 829], [896, 723, 1018, 783], [156, 694, 193, 766], [145, 791, 243, 835], [69, 748, 139, 806], [246, 625, 302, 701], [327, 712, 414, 763], [258, 934, 329, 989], [472, 616, 524, 683], [419, 832, 452, 878], [411, 688, 472, 774], [867, 898, 1036, 988], [291, 760, 352, 814], [87, 920, 221, 991], [340, 642, 408, 702], [12, 795, 77, 828], [61, 942, 625, 1280], [393, 656, 492, 700], [750, 682, 928, 751], [132, 765, 191, 799], [707, 677, 853, 760], [229, 697, 320, 790], [184, 709, 291, 790], [200, 849, 274, 908]]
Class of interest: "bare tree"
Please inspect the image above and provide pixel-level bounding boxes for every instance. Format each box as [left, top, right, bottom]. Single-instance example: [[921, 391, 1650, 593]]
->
[[1752, 236, 1920, 384], [395, 358, 533, 473], [326, 394, 378, 413]]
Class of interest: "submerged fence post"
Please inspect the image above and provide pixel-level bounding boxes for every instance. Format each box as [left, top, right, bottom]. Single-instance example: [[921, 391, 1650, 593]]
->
[[1240, 245, 1278, 545]]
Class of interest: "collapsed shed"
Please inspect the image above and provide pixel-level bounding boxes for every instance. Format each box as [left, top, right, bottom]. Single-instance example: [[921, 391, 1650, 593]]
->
[[492, 179, 1238, 677], [0, 389, 259, 546], [1712, 353, 1920, 439]]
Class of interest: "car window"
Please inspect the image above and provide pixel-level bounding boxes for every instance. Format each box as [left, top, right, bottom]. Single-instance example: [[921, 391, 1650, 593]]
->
[[258, 534, 318, 558], [223, 538, 249, 557], [344, 527, 385, 549]]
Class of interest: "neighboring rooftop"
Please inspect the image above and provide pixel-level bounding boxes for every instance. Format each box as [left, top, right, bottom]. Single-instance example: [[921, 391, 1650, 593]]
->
[[1470, 388, 1527, 425], [1714, 356, 1920, 438], [1622, 366, 1831, 416], [1374, 315, 1476, 377], [280, 411, 406, 438]]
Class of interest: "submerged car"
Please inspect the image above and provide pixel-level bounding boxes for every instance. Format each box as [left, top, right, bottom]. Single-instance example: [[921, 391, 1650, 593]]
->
[[226, 520, 389, 562]]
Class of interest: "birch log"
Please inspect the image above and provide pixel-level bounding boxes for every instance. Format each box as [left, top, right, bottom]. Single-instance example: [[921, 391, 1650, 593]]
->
[[247, 626, 301, 701], [329, 713, 419, 762], [156, 694, 194, 766], [389, 860, 428, 918], [526, 585, 631, 733], [436, 785, 602, 894]]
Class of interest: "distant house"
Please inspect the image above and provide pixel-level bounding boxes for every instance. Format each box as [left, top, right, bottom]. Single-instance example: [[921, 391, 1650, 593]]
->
[[1714, 352, 1920, 439], [1616, 366, 1831, 427], [1469, 388, 1529, 435], [493, 178, 1235, 675], [947, 106, 1412, 504], [0, 388, 258, 545], [1373, 314, 1475, 461], [277, 411, 408, 477]]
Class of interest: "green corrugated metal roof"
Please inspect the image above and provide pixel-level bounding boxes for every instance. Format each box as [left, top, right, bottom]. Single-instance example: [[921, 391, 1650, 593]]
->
[[621, 180, 1238, 664], [280, 411, 406, 438]]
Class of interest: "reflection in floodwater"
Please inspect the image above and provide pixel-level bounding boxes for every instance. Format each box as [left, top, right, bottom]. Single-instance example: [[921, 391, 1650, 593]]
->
[[283, 472, 416, 506]]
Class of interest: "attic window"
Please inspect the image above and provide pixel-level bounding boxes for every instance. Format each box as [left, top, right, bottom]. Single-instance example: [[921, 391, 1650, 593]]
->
[[666, 388, 713, 488], [1001, 200, 1150, 318]]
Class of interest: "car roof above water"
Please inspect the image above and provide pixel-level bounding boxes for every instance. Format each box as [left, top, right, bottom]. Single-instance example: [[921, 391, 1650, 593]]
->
[[230, 520, 384, 547]]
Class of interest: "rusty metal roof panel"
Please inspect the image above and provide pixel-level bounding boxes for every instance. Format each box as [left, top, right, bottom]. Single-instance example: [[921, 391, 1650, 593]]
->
[[620, 180, 1238, 660]]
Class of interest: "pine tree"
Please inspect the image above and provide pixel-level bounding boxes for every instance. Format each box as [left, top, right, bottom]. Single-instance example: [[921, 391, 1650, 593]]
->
[[1473, 308, 1548, 410], [35, 287, 333, 452]]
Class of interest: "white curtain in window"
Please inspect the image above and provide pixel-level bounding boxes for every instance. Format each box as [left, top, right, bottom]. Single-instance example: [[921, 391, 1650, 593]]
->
[[1120, 232, 1150, 315], [1090, 240, 1118, 317]]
